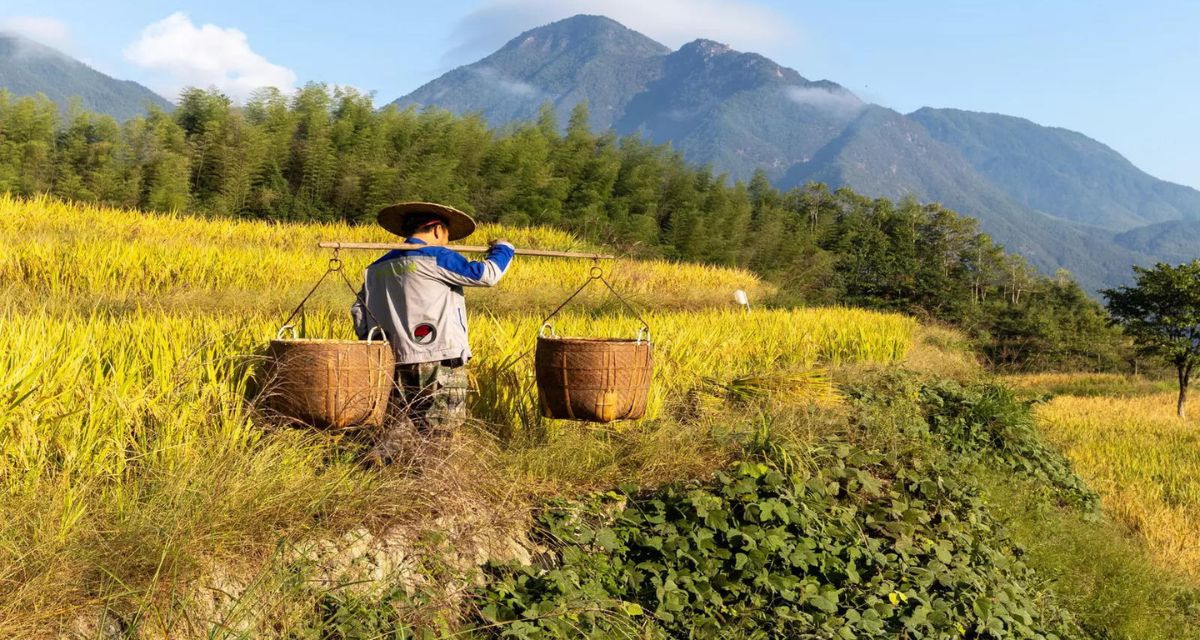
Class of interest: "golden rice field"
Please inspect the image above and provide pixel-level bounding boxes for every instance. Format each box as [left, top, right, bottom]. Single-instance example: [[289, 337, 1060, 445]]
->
[[0, 196, 917, 633], [0, 193, 774, 313], [1008, 373, 1200, 581], [2, 306, 912, 492]]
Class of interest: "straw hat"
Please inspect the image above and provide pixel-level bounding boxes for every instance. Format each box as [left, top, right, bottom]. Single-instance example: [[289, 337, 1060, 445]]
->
[[377, 202, 477, 241]]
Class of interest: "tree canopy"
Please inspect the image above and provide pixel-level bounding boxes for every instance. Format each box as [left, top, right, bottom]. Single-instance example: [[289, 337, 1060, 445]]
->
[[1104, 261, 1200, 417]]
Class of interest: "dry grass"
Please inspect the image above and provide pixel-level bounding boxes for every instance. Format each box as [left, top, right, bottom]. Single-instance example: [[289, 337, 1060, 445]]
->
[[1005, 372, 1174, 397], [902, 323, 981, 380]]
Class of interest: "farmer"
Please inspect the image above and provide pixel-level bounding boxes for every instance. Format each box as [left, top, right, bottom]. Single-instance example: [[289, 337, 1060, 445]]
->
[[352, 202, 514, 466]]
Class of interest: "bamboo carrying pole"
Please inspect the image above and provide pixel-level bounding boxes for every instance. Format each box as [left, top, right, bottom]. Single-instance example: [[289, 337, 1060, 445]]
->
[[318, 241, 614, 260]]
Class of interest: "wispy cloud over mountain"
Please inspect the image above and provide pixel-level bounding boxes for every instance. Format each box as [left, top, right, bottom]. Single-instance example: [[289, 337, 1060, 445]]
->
[[785, 86, 864, 115], [0, 16, 73, 53]]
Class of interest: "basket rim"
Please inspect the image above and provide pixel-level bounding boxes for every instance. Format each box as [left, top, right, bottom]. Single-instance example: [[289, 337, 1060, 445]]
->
[[537, 335, 651, 345]]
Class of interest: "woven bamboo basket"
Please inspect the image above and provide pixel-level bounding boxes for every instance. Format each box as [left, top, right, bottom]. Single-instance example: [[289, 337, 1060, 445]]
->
[[535, 336, 653, 423], [261, 333, 395, 429]]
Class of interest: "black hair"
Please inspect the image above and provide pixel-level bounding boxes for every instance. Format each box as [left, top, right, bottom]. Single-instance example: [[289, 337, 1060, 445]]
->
[[401, 213, 448, 236]]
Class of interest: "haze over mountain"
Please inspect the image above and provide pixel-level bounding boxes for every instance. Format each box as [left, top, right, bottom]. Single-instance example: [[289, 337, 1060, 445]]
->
[[393, 14, 1199, 291], [0, 32, 170, 120]]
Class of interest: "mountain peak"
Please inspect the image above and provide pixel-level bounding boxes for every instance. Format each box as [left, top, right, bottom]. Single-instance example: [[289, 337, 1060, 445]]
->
[[669, 38, 808, 87], [680, 38, 733, 57], [396, 14, 668, 130], [538, 14, 631, 32], [502, 14, 669, 57]]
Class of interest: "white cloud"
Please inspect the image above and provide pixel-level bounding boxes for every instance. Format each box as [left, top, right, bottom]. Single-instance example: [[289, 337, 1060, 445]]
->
[[785, 86, 864, 114], [124, 12, 296, 101], [0, 16, 73, 52], [447, 0, 795, 65], [473, 66, 540, 97]]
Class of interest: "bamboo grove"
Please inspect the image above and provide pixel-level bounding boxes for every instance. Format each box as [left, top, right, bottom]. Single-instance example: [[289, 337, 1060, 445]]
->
[[0, 85, 1121, 368]]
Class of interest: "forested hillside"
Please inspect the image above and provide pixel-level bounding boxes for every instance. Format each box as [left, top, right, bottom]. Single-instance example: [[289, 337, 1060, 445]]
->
[[0, 33, 170, 120], [778, 105, 1150, 291], [0, 85, 1122, 369], [1113, 219, 1200, 264]]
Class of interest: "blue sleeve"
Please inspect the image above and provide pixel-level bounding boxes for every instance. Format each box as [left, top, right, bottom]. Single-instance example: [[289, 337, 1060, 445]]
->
[[486, 242, 515, 270], [431, 242, 514, 287]]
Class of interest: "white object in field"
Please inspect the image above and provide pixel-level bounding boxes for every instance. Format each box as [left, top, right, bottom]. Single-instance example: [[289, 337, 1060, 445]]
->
[[734, 289, 751, 311]]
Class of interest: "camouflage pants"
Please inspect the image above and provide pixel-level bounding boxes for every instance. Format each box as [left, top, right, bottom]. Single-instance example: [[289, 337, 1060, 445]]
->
[[392, 361, 469, 438], [368, 361, 468, 464]]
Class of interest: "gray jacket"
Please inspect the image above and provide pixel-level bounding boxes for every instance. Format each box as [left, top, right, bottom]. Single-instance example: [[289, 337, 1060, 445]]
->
[[352, 238, 515, 364]]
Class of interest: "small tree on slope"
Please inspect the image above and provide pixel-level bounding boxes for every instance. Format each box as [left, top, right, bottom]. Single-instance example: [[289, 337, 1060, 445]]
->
[[1103, 260, 1200, 418]]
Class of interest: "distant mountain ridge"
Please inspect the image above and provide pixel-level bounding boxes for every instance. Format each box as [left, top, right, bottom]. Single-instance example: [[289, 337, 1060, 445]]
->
[[779, 104, 1149, 289], [908, 107, 1200, 231], [1114, 219, 1200, 265], [396, 15, 863, 181], [392, 14, 1199, 291], [0, 32, 170, 120]]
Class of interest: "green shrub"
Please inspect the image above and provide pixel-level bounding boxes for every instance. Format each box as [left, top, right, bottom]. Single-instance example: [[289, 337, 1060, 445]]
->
[[474, 442, 1085, 639]]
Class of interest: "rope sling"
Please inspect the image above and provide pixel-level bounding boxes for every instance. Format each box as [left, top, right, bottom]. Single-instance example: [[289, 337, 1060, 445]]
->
[[277, 251, 384, 340], [259, 251, 394, 429], [534, 263, 654, 423]]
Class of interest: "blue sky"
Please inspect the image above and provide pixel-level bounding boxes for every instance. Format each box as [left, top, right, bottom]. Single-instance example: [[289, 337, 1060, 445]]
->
[[3, 0, 1198, 188]]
